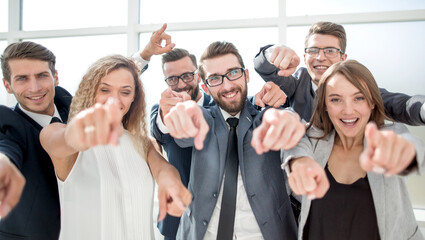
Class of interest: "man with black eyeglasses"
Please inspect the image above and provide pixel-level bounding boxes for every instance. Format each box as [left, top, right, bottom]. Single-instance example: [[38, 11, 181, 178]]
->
[[163, 41, 304, 240], [254, 21, 425, 125]]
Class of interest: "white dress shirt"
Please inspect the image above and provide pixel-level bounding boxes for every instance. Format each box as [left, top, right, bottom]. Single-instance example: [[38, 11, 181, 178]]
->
[[19, 104, 62, 127]]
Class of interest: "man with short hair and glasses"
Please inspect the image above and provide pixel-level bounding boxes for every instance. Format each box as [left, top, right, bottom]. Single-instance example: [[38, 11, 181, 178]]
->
[[137, 41, 288, 239], [254, 21, 425, 125], [163, 41, 304, 240]]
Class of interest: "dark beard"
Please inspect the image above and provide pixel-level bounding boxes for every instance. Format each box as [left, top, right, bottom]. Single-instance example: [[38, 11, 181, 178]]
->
[[214, 82, 247, 115]]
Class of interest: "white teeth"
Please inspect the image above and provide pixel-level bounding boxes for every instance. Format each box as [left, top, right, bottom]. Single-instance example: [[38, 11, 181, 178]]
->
[[342, 119, 357, 123], [224, 92, 236, 98], [315, 66, 328, 70], [29, 96, 43, 100]]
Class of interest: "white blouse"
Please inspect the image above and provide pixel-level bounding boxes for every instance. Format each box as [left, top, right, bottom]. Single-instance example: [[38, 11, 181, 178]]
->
[[57, 131, 155, 240]]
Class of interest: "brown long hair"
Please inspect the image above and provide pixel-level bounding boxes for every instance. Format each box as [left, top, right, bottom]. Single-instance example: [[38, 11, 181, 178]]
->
[[309, 60, 387, 139], [69, 55, 150, 157]]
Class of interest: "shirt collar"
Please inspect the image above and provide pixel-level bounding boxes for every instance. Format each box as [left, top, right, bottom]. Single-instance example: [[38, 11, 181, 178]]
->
[[19, 104, 62, 128]]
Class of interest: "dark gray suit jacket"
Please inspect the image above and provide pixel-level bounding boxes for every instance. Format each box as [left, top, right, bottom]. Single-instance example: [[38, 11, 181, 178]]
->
[[254, 44, 425, 125], [175, 100, 297, 240], [150, 92, 214, 238]]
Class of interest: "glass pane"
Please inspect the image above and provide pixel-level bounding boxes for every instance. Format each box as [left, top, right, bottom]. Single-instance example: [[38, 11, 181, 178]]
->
[[26, 35, 127, 95], [140, 0, 277, 24], [22, 0, 127, 30], [287, 0, 425, 16], [0, 0, 7, 32], [139, 27, 278, 112]]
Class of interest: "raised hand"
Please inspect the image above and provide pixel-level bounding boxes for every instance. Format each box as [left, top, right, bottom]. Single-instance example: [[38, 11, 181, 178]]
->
[[360, 122, 416, 176], [267, 45, 300, 77], [159, 88, 191, 121], [0, 154, 25, 218], [251, 108, 305, 154], [65, 98, 123, 151], [254, 81, 287, 108], [288, 156, 329, 200], [164, 101, 209, 150], [140, 23, 176, 60]]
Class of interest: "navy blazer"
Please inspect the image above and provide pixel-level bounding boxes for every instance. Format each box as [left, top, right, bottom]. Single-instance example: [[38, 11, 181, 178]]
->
[[254, 44, 425, 125], [0, 86, 72, 240], [175, 100, 297, 240], [150, 92, 215, 238]]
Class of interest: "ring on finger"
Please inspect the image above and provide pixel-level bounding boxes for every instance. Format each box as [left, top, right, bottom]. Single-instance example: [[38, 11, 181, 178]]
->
[[84, 125, 95, 134]]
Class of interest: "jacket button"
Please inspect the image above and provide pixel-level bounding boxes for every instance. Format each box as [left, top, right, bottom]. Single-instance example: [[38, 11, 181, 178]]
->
[[203, 220, 208, 226], [213, 193, 217, 198]]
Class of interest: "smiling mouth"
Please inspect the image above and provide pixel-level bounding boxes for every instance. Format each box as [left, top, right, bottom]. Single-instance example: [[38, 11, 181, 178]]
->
[[223, 91, 237, 98], [314, 65, 329, 70], [27, 93, 46, 101], [340, 118, 359, 126]]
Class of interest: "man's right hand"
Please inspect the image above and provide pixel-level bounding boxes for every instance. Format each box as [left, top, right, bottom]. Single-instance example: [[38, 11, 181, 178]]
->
[[159, 88, 191, 121], [0, 153, 25, 218], [163, 101, 209, 150], [140, 23, 175, 61], [267, 45, 300, 77]]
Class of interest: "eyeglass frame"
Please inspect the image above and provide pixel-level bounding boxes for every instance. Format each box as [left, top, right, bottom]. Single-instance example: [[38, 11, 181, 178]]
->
[[164, 70, 198, 86], [203, 67, 246, 87], [304, 47, 344, 58]]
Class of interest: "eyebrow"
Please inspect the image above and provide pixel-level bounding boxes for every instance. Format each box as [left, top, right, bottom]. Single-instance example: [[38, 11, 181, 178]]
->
[[209, 66, 241, 76], [100, 82, 133, 89], [14, 71, 50, 79], [327, 91, 362, 97]]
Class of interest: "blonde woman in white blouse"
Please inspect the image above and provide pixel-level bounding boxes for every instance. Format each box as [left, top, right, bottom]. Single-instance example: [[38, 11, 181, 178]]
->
[[40, 55, 191, 240]]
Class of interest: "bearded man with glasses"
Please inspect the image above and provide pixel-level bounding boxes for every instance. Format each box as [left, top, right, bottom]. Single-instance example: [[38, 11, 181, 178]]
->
[[254, 21, 425, 125]]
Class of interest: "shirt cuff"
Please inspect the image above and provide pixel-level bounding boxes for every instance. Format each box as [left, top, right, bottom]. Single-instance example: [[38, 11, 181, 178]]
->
[[132, 52, 149, 74], [156, 108, 170, 134], [421, 103, 425, 123], [264, 45, 276, 64]]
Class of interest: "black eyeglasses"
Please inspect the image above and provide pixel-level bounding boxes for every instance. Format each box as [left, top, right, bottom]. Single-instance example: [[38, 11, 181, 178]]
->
[[164, 70, 197, 86], [204, 68, 245, 87], [304, 47, 344, 58]]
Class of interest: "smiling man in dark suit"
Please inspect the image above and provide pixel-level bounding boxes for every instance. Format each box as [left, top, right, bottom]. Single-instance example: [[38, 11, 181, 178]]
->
[[0, 41, 72, 240]]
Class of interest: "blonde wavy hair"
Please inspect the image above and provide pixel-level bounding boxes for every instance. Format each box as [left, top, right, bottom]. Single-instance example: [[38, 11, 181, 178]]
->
[[68, 54, 150, 158]]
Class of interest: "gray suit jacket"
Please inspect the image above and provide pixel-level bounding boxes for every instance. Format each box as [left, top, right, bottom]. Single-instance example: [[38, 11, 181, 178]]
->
[[254, 44, 425, 125], [282, 123, 425, 240], [175, 100, 297, 240]]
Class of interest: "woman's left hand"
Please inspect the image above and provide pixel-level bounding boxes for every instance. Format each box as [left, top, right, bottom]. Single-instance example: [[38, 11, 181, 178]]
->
[[360, 122, 416, 176]]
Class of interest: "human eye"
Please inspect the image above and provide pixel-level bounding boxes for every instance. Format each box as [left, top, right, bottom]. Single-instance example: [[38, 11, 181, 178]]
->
[[166, 76, 178, 85], [355, 95, 365, 101], [307, 48, 319, 54], [121, 91, 132, 96], [329, 98, 340, 103], [181, 73, 194, 81], [325, 48, 338, 54], [99, 88, 110, 93], [207, 76, 222, 86], [16, 76, 26, 81]]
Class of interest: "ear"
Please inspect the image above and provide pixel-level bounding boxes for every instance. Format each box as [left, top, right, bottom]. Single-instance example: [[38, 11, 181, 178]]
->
[[244, 69, 250, 83], [201, 83, 210, 95], [341, 53, 347, 61], [54, 70, 59, 86], [3, 78, 13, 94], [371, 103, 375, 109]]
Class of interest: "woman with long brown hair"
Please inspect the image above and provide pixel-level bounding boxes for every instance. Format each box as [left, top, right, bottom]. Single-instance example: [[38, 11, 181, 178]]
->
[[40, 55, 191, 239], [283, 60, 424, 240]]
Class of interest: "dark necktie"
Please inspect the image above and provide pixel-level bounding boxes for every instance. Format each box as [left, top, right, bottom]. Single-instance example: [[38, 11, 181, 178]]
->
[[217, 117, 239, 240], [50, 117, 62, 124]]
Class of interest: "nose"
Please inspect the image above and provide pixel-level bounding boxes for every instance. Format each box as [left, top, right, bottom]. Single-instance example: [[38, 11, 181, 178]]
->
[[343, 100, 354, 114], [316, 49, 327, 61], [28, 77, 41, 92], [221, 77, 234, 90], [176, 78, 187, 90]]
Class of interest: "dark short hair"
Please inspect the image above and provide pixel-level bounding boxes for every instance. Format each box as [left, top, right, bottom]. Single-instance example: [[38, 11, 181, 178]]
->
[[305, 22, 347, 53], [161, 48, 197, 71], [1, 41, 56, 82], [199, 41, 245, 81]]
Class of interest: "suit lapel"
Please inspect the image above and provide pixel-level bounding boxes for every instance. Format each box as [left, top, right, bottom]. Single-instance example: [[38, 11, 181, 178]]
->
[[14, 105, 43, 131], [367, 168, 386, 239], [211, 106, 230, 182]]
